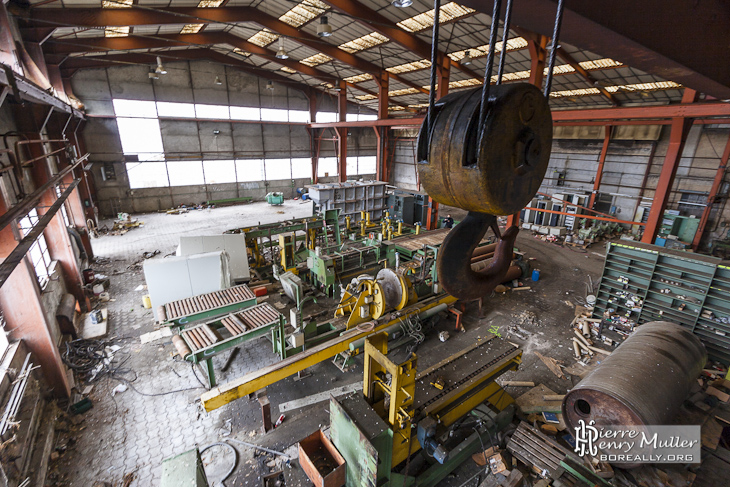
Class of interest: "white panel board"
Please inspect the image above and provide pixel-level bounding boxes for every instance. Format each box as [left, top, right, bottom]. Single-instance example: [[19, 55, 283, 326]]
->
[[178, 234, 250, 281]]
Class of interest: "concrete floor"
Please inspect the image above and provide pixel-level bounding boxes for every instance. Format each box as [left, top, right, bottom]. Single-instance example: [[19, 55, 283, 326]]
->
[[49, 200, 610, 486]]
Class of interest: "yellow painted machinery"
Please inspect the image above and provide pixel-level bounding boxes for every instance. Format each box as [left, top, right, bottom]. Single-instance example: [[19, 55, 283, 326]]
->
[[335, 268, 417, 330], [329, 332, 522, 487]]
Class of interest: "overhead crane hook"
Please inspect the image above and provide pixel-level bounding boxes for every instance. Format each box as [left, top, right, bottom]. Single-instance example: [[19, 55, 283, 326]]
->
[[416, 0, 564, 300]]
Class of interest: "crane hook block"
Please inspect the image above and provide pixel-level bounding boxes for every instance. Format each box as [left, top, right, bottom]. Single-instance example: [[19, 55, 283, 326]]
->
[[416, 83, 552, 300]]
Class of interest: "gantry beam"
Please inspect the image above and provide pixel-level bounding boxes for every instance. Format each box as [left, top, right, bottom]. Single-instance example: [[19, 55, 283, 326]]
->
[[461, 0, 730, 99], [320, 0, 483, 81], [26, 6, 427, 95]]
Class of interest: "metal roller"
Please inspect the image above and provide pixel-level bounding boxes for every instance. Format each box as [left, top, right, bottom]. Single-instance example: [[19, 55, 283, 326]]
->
[[172, 335, 191, 358], [416, 83, 552, 300], [562, 321, 706, 463]]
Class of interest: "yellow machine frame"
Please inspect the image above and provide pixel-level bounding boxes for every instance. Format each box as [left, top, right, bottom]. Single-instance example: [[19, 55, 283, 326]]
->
[[363, 332, 521, 467]]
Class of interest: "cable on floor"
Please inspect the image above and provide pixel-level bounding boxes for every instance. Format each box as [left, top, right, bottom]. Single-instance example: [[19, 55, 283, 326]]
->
[[200, 442, 238, 487]]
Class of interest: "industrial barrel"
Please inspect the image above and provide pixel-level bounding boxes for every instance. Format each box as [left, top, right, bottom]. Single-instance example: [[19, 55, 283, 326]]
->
[[563, 321, 706, 434]]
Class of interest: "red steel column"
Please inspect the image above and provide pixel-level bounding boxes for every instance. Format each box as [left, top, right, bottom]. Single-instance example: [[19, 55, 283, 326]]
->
[[436, 56, 450, 100], [336, 80, 348, 182], [692, 132, 730, 250], [308, 92, 318, 183], [376, 73, 389, 181], [588, 126, 612, 209], [0, 195, 72, 398], [641, 88, 699, 244]]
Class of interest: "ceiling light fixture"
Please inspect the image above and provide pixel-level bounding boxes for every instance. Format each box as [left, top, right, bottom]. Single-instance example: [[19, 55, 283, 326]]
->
[[266, 80, 275, 90], [148, 71, 159, 80], [392, 0, 413, 7], [214, 76, 223, 85], [155, 56, 167, 74], [276, 38, 289, 60], [460, 50, 473, 65], [317, 16, 332, 37], [333, 80, 342, 92]]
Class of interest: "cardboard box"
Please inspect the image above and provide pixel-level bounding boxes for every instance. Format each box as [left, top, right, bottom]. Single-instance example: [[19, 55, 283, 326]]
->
[[299, 429, 346, 487]]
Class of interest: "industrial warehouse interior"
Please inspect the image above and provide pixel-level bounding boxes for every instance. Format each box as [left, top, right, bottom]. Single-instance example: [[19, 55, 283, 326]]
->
[[1, 0, 730, 486]]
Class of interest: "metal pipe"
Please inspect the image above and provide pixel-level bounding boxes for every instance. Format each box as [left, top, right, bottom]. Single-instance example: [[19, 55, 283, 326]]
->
[[562, 321, 706, 468]]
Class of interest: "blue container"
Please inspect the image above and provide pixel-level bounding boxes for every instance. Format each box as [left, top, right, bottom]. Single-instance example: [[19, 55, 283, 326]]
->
[[532, 269, 540, 282]]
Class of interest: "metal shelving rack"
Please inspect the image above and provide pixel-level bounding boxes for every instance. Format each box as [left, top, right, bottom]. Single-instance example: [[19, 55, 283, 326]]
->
[[593, 241, 730, 364]]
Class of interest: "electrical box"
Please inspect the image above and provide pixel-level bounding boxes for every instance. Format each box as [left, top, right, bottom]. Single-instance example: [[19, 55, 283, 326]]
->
[[387, 193, 415, 224]]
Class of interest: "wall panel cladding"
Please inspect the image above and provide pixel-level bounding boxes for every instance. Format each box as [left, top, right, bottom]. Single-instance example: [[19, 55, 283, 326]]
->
[[390, 125, 730, 249], [72, 61, 377, 216]]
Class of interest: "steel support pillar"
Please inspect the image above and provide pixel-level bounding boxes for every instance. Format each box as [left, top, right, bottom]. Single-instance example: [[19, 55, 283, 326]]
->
[[308, 92, 318, 183], [437, 57, 450, 100], [376, 73, 389, 182], [692, 132, 730, 250], [588, 126, 612, 209], [336, 80, 347, 182], [641, 88, 699, 244], [0, 196, 72, 398]]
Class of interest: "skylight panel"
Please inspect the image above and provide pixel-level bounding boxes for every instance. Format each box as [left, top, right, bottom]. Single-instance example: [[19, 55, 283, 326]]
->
[[102, 0, 132, 7], [549, 88, 602, 98], [388, 88, 420, 97], [105, 26, 130, 38], [280, 67, 298, 74], [343, 73, 373, 83], [397, 3, 475, 33], [356, 94, 378, 101], [339, 32, 389, 54], [604, 81, 682, 93], [386, 60, 431, 74], [279, 0, 329, 28], [300, 53, 332, 67], [180, 24, 204, 34], [579, 58, 623, 70], [248, 29, 280, 48], [448, 37, 527, 62]]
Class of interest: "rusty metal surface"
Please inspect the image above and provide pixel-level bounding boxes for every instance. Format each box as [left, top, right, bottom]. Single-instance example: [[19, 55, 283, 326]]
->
[[164, 284, 255, 320], [437, 213, 518, 300], [417, 83, 551, 216], [562, 321, 706, 448], [416, 83, 550, 299]]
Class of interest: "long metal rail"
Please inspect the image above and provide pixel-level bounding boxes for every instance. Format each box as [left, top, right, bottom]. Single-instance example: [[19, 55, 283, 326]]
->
[[200, 294, 456, 411]]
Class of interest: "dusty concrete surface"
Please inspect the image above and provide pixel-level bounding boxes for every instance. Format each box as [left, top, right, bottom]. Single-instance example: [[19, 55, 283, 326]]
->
[[50, 200, 610, 486]]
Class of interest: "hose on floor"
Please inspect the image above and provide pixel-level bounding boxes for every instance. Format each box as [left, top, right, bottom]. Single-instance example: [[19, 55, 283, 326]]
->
[[200, 442, 238, 487]]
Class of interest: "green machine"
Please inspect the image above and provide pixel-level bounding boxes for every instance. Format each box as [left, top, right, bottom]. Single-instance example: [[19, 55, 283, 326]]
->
[[329, 333, 520, 487], [161, 449, 209, 487]]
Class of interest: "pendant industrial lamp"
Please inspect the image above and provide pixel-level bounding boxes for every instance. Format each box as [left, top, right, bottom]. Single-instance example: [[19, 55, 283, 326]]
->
[[392, 0, 413, 7], [460, 51, 473, 65], [317, 16, 332, 37], [276, 38, 289, 60]]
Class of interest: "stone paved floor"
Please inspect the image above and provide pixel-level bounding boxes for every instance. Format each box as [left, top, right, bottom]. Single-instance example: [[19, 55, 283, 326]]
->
[[49, 199, 610, 486], [51, 201, 316, 486]]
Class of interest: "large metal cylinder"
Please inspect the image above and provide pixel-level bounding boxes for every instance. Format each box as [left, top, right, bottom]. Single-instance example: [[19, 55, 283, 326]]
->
[[416, 83, 552, 215], [563, 322, 706, 435]]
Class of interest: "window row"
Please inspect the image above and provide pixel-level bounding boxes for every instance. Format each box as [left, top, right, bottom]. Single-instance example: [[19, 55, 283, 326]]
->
[[126, 156, 377, 189], [113, 99, 377, 124]]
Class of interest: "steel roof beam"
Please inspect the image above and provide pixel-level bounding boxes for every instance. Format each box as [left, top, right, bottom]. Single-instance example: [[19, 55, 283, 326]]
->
[[26, 6, 427, 94]]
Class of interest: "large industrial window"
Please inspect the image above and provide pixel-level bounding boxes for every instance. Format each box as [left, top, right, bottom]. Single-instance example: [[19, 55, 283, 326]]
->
[[113, 98, 318, 188], [203, 160, 237, 184], [167, 161, 205, 186], [291, 158, 313, 179], [317, 157, 338, 178], [126, 162, 169, 188], [18, 209, 53, 286], [55, 187, 71, 227], [265, 158, 292, 180], [346, 156, 377, 175], [236, 159, 266, 182]]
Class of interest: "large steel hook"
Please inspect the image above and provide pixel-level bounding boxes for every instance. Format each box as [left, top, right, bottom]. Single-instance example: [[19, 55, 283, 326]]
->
[[416, 83, 552, 299]]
